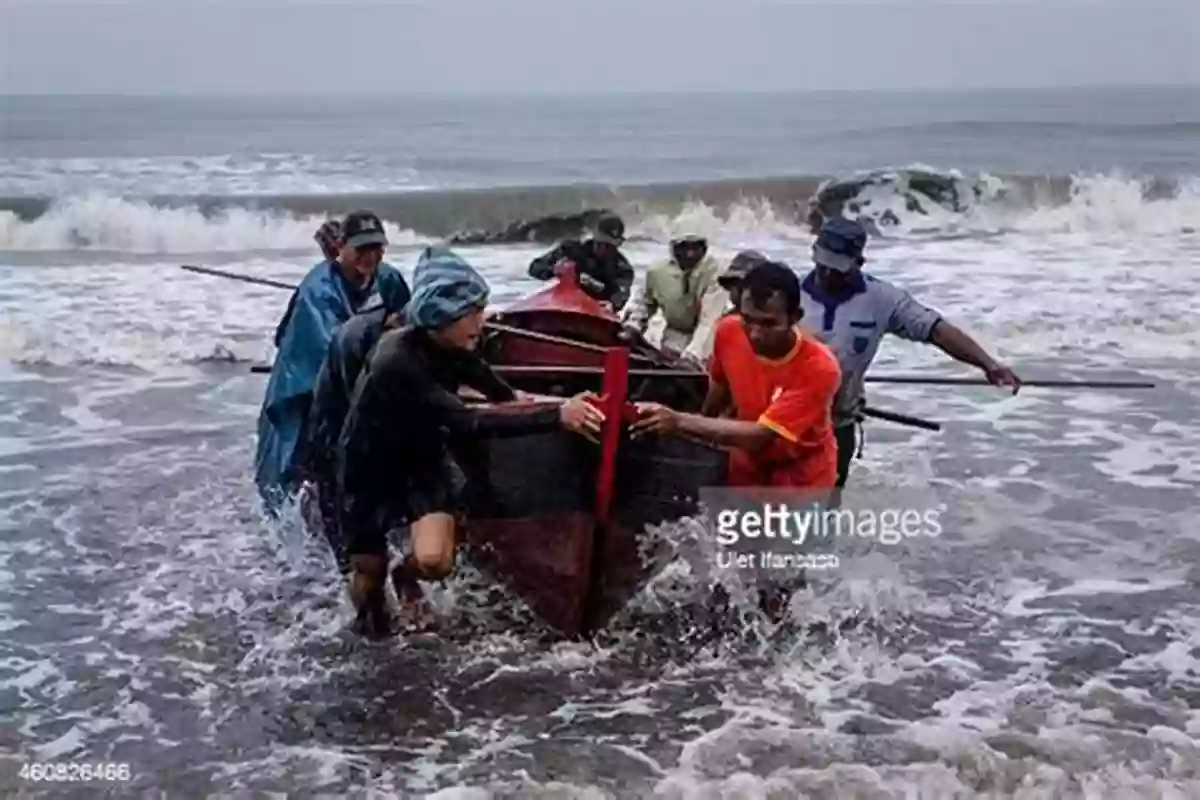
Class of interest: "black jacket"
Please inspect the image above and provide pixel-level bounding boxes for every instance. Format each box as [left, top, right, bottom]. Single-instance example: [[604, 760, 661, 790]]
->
[[336, 327, 561, 505], [528, 238, 635, 311], [301, 306, 391, 483]]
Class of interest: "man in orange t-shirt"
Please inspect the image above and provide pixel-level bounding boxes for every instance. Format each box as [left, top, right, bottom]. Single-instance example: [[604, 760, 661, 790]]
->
[[632, 260, 842, 491]]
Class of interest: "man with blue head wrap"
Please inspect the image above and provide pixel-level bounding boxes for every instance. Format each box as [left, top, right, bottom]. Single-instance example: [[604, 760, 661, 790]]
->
[[335, 246, 605, 637]]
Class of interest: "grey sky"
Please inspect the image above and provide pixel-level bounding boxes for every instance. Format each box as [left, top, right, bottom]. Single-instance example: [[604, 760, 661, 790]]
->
[[3, 1, 1197, 94]]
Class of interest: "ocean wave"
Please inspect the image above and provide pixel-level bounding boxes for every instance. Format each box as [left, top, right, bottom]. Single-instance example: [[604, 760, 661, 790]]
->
[[0, 194, 420, 254], [1, 169, 1196, 255]]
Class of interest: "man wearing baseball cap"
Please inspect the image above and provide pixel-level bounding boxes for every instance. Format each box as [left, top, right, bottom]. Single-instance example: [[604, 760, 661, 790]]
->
[[717, 250, 769, 316], [255, 210, 409, 512], [800, 217, 1020, 489], [528, 212, 636, 311]]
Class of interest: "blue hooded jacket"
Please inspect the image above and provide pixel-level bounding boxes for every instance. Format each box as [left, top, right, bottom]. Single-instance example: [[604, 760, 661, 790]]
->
[[254, 259, 409, 510]]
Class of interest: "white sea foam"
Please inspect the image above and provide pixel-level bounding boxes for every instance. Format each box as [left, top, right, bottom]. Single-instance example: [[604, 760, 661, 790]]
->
[[4, 168, 1198, 796], [0, 173, 1196, 376], [0, 193, 421, 253]]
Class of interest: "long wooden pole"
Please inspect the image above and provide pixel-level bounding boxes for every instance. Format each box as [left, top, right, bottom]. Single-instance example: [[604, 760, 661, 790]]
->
[[182, 264, 661, 366], [861, 406, 941, 431], [863, 376, 1155, 389], [187, 266, 1157, 394], [181, 264, 298, 291], [410, 364, 1158, 392]]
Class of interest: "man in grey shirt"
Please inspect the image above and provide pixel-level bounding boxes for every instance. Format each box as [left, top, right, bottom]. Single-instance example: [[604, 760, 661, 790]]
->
[[800, 217, 1021, 488]]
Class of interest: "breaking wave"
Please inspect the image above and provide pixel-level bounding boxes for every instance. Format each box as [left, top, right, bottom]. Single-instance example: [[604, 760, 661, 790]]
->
[[1, 168, 1198, 255], [0, 194, 421, 255], [2, 166, 1196, 370]]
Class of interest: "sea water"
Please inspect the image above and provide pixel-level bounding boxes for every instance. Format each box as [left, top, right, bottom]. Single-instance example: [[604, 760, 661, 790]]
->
[[2, 88, 1198, 797]]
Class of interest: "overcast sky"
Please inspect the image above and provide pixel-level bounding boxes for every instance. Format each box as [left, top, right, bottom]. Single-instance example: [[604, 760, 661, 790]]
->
[[3, 0, 1197, 94]]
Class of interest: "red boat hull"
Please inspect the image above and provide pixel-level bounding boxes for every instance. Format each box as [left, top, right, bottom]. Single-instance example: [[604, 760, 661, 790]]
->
[[459, 413, 727, 636], [457, 268, 727, 637]]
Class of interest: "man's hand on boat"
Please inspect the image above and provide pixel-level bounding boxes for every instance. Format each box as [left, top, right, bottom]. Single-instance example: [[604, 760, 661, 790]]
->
[[578, 274, 608, 301], [629, 402, 678, 437], [617, 324, 647, 346], [660, 344, 705, 371], [559, 391, 606, 442], [552, 259, 611, 309]]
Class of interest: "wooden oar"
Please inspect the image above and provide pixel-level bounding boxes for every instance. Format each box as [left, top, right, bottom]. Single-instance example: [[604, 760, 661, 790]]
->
[[861, 406, 941, 431], [864, 375, 1156, 389], [194, 267, 1156, 396], [181, 264, 298, 291]]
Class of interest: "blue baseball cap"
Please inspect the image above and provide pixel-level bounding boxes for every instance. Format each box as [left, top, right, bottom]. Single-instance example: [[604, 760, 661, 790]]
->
[[812, 217, 868, 273]]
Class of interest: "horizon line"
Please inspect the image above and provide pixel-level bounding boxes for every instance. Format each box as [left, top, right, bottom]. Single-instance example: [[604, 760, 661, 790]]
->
[[3, 82, 1198, 99]]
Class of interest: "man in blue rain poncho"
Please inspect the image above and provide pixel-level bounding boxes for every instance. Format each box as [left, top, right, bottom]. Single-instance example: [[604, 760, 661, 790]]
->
[[254, 210, 410, 511], [336, 247, 603, 637]]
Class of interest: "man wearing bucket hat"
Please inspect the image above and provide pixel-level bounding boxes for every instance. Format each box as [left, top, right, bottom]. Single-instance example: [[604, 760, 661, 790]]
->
[[336, 247, 605, 637], [800, 217, 1021, 489], [254, 210, 408, 511], [528, 212, 636, 311]]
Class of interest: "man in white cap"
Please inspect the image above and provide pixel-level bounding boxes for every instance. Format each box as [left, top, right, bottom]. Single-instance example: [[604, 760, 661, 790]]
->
[[621, 235, 724, 364]]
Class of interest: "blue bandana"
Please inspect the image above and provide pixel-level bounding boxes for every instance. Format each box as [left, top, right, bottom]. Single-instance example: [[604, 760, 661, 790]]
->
[[405, 246, 490, 329]]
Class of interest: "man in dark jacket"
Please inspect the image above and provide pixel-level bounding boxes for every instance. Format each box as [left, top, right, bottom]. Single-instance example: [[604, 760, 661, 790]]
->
[[298, 273, 412, 572], [527, 212, 635, 311], [337, 247, 603, 636]]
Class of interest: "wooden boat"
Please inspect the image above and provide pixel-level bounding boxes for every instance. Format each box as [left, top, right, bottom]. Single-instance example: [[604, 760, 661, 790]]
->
[[247, 263, 728, 638], [453, 266, 729, 637]]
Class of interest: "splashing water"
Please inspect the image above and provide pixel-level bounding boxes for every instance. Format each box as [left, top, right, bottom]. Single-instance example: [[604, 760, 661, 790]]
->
[[3, 164, 1199, 796]]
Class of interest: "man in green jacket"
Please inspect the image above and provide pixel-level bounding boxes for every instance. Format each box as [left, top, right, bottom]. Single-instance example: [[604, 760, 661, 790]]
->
[[622, 235, 723, 363]]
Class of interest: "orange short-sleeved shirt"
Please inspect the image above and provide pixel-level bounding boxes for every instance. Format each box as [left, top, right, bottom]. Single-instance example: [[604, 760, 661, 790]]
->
[[709, 315, 841, 488]]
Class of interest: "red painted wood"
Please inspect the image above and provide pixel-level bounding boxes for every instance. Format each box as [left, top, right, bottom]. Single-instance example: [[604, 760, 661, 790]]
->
[[594, 347, 629, 526], [502, 263, 619, 320]]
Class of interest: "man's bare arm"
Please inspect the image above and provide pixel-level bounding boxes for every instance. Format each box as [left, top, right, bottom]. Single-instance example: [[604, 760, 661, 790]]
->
[[700, 378, 732, 418]]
